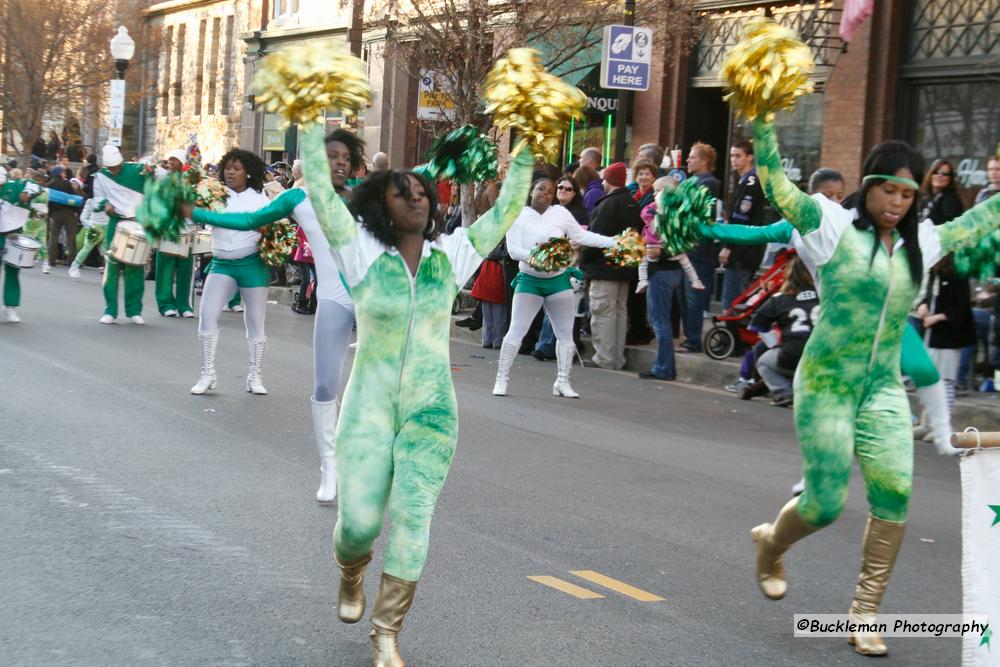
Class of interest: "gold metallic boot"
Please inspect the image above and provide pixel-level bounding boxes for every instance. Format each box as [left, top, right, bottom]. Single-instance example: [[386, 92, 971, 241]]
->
[[370, 573, 417, 667], [847, 516, 906, 656], [335, 551, 372, 623], [751, 497, 819, 599]]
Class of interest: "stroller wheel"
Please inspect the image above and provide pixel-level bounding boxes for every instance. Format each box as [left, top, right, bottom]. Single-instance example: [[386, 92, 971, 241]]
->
[[703, 325, 736, 360]]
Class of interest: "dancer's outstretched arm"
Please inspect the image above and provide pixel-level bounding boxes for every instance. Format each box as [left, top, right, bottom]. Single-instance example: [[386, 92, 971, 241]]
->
[[752, 119, 821, 235], [697, 219, 794, 245], [932, 194, 1000, 260], [467, 149, 534, 257], [300, 123, 356, 251], [191, 188, 304, 230]]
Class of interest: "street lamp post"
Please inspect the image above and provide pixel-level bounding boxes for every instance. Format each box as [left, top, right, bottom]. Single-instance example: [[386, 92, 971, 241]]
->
[[108, 26, 135, 149]]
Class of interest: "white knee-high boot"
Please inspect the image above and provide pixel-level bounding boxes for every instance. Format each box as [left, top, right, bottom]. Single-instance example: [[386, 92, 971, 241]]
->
[[246, 337, 268, 395], [311, 397, 339, 504], [190, 331, 219, 395], [916, 381, 961, 455], [492, 340, 519, 396], [553, 342, 580, 398]]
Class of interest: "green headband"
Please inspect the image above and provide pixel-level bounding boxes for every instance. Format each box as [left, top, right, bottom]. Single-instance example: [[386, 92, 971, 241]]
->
[[863, 174, 919, 190]]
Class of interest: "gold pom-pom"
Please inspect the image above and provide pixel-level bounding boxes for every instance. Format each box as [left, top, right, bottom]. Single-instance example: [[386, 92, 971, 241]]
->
[[720, 18, 815, 121], [253, 41, 373, 128], [484, 48, 587, 159], [604, 228, 646, 268]]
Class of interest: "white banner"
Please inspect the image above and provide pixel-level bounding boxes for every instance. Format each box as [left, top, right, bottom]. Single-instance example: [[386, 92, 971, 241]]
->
[[108, 79, 126, 147], [962, 449, 1000, 666]]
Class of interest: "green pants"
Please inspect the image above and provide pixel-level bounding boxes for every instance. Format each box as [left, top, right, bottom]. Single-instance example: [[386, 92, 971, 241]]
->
[[0, 235, 20, 306], [23, 216, 47, 261], [103, 258, 145, 318], [75, 225, 107, 265], [154, 250, 193, 314]]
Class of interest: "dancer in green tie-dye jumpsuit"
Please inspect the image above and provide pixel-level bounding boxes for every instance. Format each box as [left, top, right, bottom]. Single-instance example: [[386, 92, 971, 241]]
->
[[696, 218, 957, 454], [748, 118, 1000, 656], [300, 123, 533, 664]]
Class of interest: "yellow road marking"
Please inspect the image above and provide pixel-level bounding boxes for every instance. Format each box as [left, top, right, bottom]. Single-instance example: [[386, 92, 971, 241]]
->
[[569, 570, 665, 602], [527, 576, 605, 599]]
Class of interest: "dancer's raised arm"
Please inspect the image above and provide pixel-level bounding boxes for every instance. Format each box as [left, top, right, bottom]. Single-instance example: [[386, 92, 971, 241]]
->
[[752, 119, 821, 235], [467, 149, 534, 256]]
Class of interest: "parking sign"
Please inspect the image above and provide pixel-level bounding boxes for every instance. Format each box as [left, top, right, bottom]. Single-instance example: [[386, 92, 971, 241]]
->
[[600, 25, 653, 91]]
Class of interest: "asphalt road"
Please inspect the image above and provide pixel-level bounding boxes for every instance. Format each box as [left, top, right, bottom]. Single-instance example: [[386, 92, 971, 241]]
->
[[1, 266, 965, 666]]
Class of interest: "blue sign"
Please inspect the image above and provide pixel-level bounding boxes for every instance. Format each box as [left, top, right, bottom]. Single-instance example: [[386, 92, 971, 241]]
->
[[600, 25, 653, 92]]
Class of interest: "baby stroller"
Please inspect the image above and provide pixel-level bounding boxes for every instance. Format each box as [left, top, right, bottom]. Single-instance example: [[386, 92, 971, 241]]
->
[[702, 248, 796, 360]]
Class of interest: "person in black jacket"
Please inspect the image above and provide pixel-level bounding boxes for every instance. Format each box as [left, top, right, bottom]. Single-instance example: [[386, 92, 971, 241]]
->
[[45, 166, 79, 265], [720, 139, 773, 310], [915, 254, 975, 425], [920, 158, 965, 226], [579, 162, 642, 369]]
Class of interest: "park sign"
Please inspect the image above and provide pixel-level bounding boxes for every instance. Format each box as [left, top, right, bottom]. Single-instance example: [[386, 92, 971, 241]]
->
[[599, 25, 652, 91]]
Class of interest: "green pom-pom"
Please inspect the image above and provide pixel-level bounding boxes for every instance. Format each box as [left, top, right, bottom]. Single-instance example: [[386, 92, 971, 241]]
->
[[654, 179, 714, 256], [139, 172, 193, 242], [422, 125, 498, 183], [259, 219, 298, 268], [954, 227, 1000, 280]]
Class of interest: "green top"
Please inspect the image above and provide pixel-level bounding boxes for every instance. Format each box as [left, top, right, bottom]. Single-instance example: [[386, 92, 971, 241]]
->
[[99, 162, 150, 194], [0, 179, 30, 208]]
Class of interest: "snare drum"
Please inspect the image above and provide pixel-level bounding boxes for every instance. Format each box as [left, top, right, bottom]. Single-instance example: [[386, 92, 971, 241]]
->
[[158, 228, 192, 257], [2, 234, 41, 268], [108, 221, 152, 266], [0, 201, 29, 233], [191, 229, 213, 255]]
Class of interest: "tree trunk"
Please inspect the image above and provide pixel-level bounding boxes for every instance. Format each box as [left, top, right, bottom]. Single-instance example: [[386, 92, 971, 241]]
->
[[460, 182, 477, 227]]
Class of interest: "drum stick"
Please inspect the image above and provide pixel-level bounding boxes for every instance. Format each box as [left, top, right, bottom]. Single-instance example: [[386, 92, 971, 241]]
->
[[950, 431, 1000, 448]]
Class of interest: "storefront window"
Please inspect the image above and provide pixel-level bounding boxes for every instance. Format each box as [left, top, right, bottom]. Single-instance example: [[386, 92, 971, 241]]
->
[[910, 81, 1000, 196], [733, 92, 824, 189]]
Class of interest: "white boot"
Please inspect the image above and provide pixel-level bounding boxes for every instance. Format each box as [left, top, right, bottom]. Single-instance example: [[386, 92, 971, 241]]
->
[[190, 331, 219, 395], [916, 381, 961, 455], [312, 397, 339, 504], [42, 260, 51, 274], [492, 340, 519, 396], [68, 262, 81, 280], [246, 337, 268, 395], [553, 342, 580, 398], [4, 307, 20, 323]]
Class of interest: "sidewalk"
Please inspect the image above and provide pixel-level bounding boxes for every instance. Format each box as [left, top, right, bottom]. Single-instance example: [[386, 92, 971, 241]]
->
[[269, 284, 1000, 432]]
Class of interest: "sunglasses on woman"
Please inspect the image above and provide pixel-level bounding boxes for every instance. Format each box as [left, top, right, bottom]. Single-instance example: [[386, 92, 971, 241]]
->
[[933, 170, 953, 177], [556, 185, 574, 192]]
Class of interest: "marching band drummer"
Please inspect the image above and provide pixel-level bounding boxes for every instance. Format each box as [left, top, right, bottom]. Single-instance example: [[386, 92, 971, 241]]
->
[[153, 149, 195, 318], [94, 145, 154, 325], [0, 168, 37, 322]]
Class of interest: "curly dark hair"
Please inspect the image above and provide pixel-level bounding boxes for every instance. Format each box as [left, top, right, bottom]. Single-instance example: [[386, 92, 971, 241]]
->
[[218, 148, 266, 192], [326, 129, 366, 172], [348, 170, 439, 247]]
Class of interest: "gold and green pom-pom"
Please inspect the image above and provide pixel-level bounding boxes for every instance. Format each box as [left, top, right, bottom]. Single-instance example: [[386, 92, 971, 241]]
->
[[528, 237, 574, 272], [253, 41, 373, 128], [655, 179, 715, 256], [421, 125, 498, 184], [720, 18, 815, 121], [954, 228, 1000, 281], [139, 171, 193, 242], [483, 48, 587, 160], [604, 228, 646, 268], [258, 219, 298, 267]]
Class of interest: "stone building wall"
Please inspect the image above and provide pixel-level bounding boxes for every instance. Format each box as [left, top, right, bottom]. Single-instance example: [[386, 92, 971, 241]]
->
[[144, 0, 263, 163]]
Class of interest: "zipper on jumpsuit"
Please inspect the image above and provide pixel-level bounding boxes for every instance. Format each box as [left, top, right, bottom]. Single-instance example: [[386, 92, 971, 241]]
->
[[397, 257, 417, 400], [868, 243, 896, 373]]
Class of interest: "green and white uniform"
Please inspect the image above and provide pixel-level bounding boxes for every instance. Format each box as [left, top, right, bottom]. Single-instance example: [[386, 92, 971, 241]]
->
[[301, 124, 534, 581], [93, 163, 151, 318], [0, 179, 32, 306], [752, 118, 1000, 526], [154, 232, 194, 315], [23, 187, 48, 262], [73, 198, 109, 267]]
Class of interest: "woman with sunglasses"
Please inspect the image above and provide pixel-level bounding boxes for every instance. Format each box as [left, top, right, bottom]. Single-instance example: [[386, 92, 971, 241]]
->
[[492, 176, 618, 398], [554, 175, 589, 226], [747, 114, 1000, 656], [920, 159, 965, 226]]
